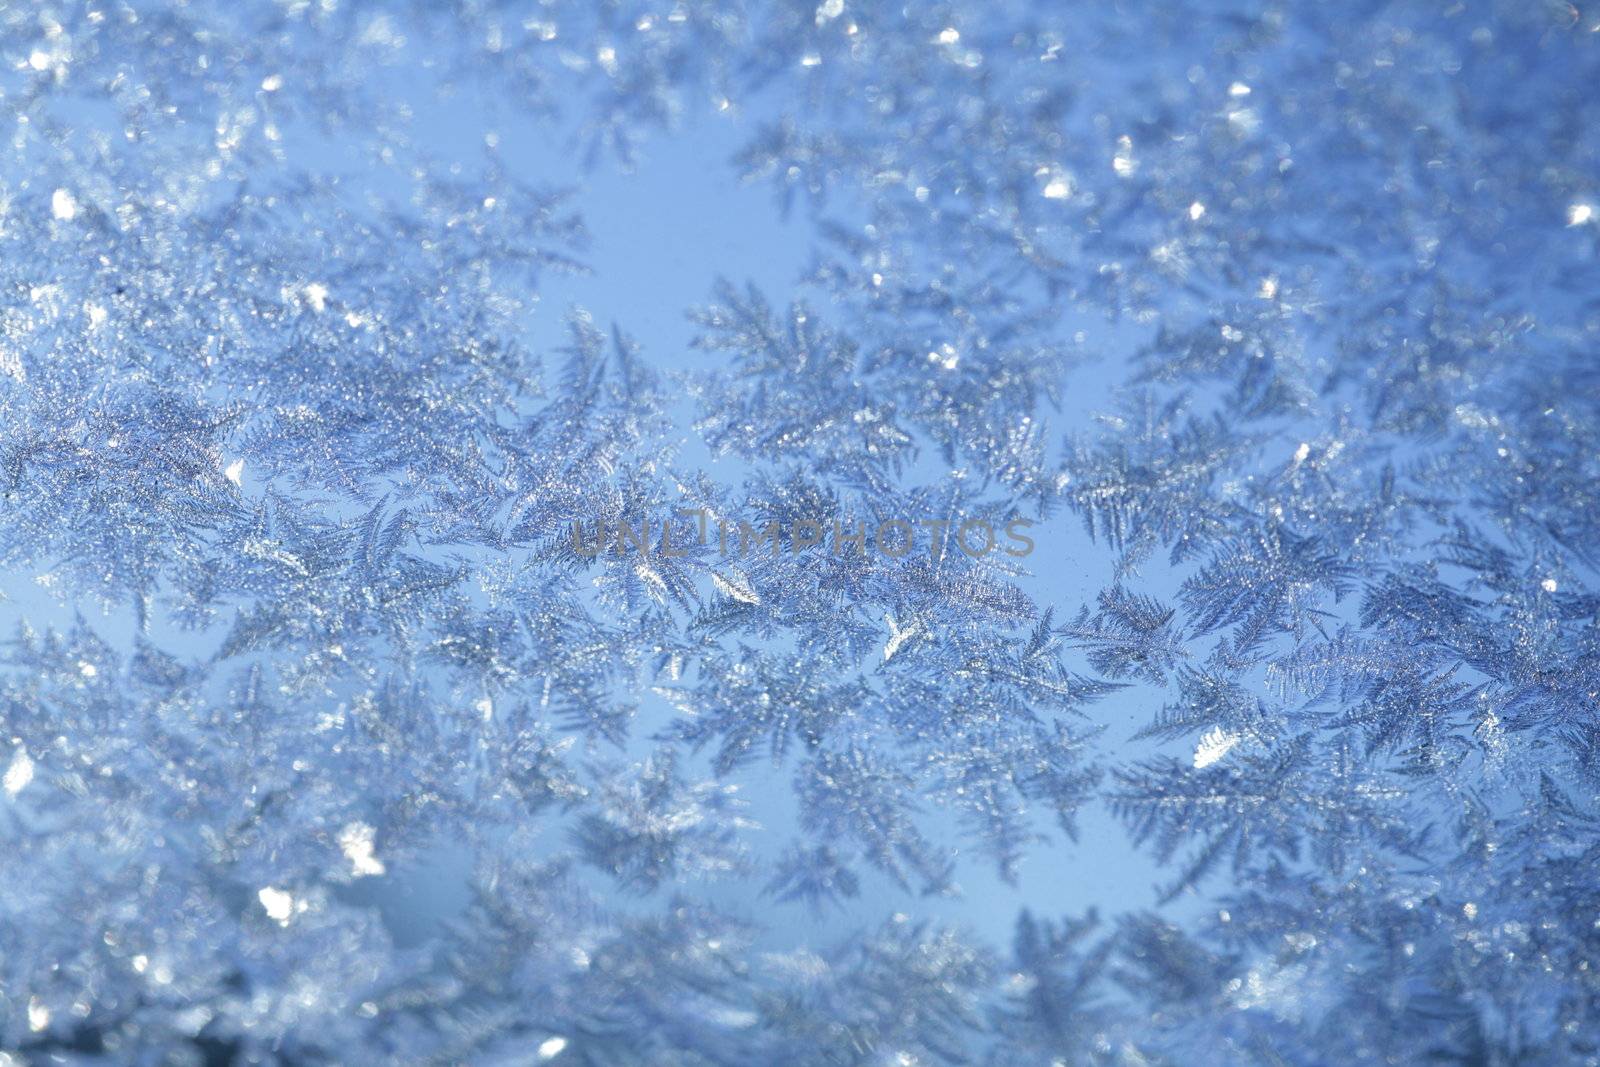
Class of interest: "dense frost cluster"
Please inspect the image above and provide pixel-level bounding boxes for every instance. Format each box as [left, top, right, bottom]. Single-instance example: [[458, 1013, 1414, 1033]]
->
[[2, 1, 1599, 1064]]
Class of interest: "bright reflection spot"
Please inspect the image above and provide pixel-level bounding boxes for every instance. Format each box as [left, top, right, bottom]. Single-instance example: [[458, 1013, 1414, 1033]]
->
[[340, 821, 387, 877], [3, 750, 34, 795], [1113, 135, 1136, 176], [538, 1036, 568, 1059], [258, 886, 294, 924], [1037, 162, 1073, 198], [51, 189, 78, 220], [1189, 201, 1207, 220], [1568, 203, 1595, 226]]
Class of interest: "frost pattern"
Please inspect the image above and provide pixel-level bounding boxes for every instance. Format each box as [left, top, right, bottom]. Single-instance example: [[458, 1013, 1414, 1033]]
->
[[2, 1, 1600, 1064]]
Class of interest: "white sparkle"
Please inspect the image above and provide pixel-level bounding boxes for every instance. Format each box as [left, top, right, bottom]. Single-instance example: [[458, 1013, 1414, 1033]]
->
[[937, 27, 960, 44], [538, 1036, 568, 1060], [224, 458, 245, 486], [1568, 203, 1595, 226], [51, 188, 78, 220], [1189, 201, 1206, 221], [1541, 577, 1558, 593]]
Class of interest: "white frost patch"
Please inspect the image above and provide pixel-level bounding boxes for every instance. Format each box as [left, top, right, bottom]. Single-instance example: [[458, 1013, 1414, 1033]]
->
[[4, 749, 34, 795], [1194, 726, 1241, 769], [224, 458, 245, 486], [303, 283, 329, 313], [883, 614, 920, 661], [50, 188, 77, 220], [814, 0, 844, 23], [339, 821, 386, 877], [711, 570, 760, 605]]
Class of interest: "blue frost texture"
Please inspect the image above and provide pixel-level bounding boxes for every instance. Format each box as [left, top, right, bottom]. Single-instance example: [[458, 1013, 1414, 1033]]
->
[[0, 1, 1598, 1064]]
